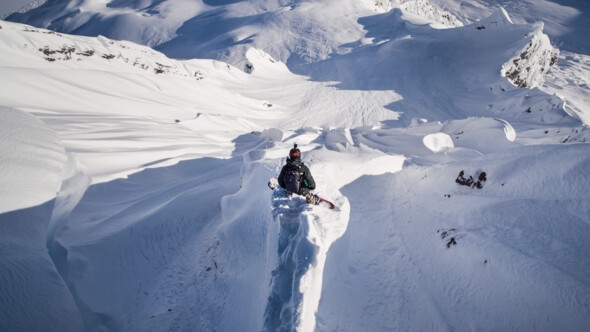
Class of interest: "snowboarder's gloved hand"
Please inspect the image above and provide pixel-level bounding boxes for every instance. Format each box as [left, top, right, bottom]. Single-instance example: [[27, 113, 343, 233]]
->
[[305, 193, 320, 205]]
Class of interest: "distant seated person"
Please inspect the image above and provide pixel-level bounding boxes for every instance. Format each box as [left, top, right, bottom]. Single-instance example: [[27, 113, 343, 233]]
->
[[278, 144, 320, 205]]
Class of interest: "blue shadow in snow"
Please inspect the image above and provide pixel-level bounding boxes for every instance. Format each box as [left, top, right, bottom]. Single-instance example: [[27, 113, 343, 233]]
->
[[42, 130, 276, 331], [264, 190, 317, 331]]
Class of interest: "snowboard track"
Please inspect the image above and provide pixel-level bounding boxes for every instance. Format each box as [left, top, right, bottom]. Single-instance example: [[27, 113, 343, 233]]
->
[[263, 190, 317, 331]]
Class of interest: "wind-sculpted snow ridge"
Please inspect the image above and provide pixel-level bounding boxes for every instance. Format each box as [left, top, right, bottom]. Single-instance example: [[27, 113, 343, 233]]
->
[[542, 51, 590, 127], [0, 106, 67, 213], [0, 107, 81, 332]]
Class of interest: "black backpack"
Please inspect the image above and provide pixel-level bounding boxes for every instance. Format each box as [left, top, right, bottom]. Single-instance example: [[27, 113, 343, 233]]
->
[[283, 164, 301, 193]]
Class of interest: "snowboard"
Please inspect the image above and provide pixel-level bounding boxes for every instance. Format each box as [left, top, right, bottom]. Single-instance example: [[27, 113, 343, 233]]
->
[[267, 177, 336, 210]]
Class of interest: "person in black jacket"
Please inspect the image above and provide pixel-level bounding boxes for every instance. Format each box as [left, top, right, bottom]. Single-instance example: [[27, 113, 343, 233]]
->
[[278, 144, 319, 205]]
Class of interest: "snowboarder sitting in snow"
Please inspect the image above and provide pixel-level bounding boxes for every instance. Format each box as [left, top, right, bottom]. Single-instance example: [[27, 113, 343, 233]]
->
[[278, 144, 320, 205]]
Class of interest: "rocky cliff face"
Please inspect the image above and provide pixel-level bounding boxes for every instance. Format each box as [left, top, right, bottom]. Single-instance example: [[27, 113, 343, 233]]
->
[[502, 25, 559, 88], [468, 7, 558, 89]]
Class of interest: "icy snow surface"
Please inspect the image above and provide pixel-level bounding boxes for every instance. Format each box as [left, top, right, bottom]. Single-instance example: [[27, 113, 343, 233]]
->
[[1, 1, 590, 331]]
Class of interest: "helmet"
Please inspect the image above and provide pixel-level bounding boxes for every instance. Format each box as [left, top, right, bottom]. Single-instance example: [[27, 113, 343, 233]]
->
[[289, 143, 301, 159]]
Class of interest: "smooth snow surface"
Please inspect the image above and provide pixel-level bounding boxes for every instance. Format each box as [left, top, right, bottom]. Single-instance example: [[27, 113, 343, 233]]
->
[[1, 1, 590, 331], [318, 144, 590, 331], [0, 106, 66, 213], [423, 132, 454, 152]]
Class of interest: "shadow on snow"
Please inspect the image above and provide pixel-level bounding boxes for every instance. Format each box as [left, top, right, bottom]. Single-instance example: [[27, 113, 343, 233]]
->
[[263, 187, 317, 331]]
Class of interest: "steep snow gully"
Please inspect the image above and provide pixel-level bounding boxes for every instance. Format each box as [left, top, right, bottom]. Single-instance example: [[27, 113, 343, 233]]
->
[[220, 129, 358, 331], [41, 127, 387, 331], [216, 129, 397, 332]]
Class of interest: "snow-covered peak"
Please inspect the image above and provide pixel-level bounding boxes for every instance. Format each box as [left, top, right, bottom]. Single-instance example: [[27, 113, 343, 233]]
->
[[502, 27, 559, 89], [443, 7, 560, 89], [475, 7, 513, 28]]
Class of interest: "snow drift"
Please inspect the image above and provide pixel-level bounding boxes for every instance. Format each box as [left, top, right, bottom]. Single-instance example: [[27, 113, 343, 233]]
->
[[0, 106, 66, 213]]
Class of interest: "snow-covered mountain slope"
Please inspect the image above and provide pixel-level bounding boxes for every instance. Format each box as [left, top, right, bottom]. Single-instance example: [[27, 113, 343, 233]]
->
[[7, 0, 580, 125], [0, 19, 406, 184], [542, 51, 590, 127], [7, 0, 372, 69], [439, 0, 590, 55], [301, 7, 571, 127], [6, 0, 590, 70], [365, 0, 462, 27], [318, 143, 590, 331], [1, 1, 590, 331]]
